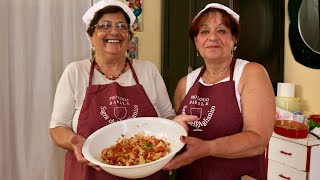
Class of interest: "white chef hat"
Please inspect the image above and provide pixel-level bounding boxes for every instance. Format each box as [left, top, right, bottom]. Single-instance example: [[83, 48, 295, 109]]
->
[[193, 3, 239, 23], [82, 0, 136, 29]]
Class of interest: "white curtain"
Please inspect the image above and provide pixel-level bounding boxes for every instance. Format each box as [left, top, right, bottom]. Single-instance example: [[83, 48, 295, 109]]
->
[[0, 0, 91, 179]]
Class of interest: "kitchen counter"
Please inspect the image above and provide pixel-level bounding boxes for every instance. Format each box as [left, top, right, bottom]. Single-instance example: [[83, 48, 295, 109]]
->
[[272, 132, 320, 146], [267, 132, 320, 179]]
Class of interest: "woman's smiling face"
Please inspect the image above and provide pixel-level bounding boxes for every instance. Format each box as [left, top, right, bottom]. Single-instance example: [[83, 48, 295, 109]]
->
[[194, 12, 236, 61], [90, 12, 130, 57]]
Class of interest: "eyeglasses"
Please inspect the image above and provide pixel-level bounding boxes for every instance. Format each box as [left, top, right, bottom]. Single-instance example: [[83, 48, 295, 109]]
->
[[91, 21, 130, 33]]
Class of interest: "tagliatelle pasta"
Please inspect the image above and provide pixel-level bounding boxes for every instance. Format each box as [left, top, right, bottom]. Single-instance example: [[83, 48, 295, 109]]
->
[[100, 132, 171, 166]]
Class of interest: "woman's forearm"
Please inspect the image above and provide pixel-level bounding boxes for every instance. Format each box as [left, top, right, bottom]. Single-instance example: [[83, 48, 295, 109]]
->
[[209, 131, 270, 159], [49, 126, 75, 151]]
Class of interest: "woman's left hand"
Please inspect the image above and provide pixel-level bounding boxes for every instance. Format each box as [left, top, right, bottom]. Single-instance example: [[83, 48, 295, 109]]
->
[[70, 134, 101, 171], [162, 135, 211, 170]]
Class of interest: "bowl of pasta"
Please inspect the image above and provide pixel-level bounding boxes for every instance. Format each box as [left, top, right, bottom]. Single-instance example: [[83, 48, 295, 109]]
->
[[82, 117, 187, 179]]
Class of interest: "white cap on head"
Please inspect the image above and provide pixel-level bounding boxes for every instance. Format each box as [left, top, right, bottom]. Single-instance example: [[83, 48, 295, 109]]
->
[[193, 3, 239, 23], [82, 0, 136, 29]]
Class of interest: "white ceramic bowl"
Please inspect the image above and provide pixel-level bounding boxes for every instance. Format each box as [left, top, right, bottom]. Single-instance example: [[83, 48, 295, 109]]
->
[[82, 117, 187, 179]]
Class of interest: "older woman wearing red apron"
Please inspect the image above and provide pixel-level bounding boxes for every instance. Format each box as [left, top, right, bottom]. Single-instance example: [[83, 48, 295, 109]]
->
[[50, 1, 177, 180], [64, 59, 167, 180], [175, 60, 267, 179], [164, 3, 275, 180]]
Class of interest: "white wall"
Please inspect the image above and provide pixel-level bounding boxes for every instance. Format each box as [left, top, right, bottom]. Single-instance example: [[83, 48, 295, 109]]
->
[[133, 0, 162, 71], [284, 0, 320, 115]]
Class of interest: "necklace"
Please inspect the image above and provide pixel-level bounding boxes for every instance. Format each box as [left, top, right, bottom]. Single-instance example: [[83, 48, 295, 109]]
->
[[94, 60, 128, 80], [204, 68, 230, 84]]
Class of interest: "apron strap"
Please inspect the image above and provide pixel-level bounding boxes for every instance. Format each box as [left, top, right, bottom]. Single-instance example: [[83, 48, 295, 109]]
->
[[89, 59, 95, 86], [229, 58, 236, 81], [196, 67, 206, 82], [127, 58, 140, 84]]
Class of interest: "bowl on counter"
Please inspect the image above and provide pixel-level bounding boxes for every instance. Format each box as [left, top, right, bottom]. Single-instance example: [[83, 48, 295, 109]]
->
[[274, 120, 308, 139], [275, 97, 301, 112], [309, 114, 320, 123], [82, 117, 187, 179]]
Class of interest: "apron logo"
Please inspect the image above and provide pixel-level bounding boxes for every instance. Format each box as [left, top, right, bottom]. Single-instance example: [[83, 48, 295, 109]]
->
[[114, 107, 127, 120], [188, 106, 216, 131], [109, 95, 130, 105], [181, 105, 187, 115], [190, 108, 203, 131], [131, 105, 139, 118], [185, 95, 215, 131], [100, 106, 109, 120], [190, 108, 202, 120], [189, 95, 209, 106], [100, 106, 116, 124], [99, 98, 140, 124]]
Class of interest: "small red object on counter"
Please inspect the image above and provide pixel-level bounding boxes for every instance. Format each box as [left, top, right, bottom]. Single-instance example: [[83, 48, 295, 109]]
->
[[309, 114, 320, 123], [274, 120, 308, 139]]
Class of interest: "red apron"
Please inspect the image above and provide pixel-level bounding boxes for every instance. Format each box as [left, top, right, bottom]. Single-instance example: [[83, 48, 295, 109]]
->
[[176, 59, 267, 180], [64, 59, 168, 180]]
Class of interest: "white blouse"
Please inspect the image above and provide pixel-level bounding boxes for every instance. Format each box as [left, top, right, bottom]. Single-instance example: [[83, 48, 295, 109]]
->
[[50, 59, 175, 132], [186, 59, 249, 112]]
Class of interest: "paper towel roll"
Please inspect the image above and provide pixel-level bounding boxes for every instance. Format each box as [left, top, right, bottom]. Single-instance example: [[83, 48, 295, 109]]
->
[[277, 83, 295, 97]]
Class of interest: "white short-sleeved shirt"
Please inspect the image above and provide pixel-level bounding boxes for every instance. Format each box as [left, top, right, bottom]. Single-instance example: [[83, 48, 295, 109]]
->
[[186, 59, 249, 111], [50, 59, 175, 132]]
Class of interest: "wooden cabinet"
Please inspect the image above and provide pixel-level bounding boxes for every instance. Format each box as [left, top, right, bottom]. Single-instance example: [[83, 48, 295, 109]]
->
[[267, 133, 320, 180]]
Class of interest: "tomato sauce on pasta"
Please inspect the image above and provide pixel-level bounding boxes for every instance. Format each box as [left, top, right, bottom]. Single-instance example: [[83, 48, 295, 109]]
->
[[100, 133, 171, 166]]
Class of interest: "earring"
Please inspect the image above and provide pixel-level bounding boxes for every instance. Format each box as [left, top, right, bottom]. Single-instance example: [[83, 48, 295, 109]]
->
[[231, 42, 237, 55], [196, 49, 199, 57], [90, 46, 96, 58], [233, 42, 237, 51]]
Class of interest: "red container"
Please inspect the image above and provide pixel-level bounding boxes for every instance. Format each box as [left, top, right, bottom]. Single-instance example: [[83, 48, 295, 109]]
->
[[309, 114, 320, 123], [274, 120, 308, 139]]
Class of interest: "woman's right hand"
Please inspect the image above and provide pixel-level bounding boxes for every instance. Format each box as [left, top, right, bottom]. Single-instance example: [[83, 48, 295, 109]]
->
[[70, 134, 101, 171], [173, 115, 198, 132], [163, 135, 211, 170]]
